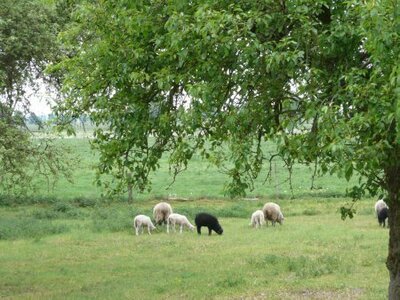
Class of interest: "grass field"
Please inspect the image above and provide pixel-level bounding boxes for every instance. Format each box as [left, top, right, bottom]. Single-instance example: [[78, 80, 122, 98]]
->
[[26, 136, 359, 201], [0, 198, 388, 299], [0, 135, 390, 299]]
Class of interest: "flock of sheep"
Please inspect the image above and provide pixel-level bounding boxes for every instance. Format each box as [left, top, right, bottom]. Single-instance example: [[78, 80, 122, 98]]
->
[[134, 198, 389, 236], [133, 201, 284, 236]]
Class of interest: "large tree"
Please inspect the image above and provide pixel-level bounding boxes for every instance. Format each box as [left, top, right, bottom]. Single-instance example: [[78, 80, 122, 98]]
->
[[53, 0, 400, 297], [0, 0, 76, 194]]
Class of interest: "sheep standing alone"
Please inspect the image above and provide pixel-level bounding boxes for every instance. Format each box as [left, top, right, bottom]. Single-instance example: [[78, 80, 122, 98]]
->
[[262, 202, 284, 226], [133, 215, 156, 236], [195, 213, 223, 235], [375, 199, 389, 215], [378, 207, 389, 228], [250, 210, 265, 229], [153, 202, 173, 225], [375, 199, 389, 227], [167, 213, 195, 233]]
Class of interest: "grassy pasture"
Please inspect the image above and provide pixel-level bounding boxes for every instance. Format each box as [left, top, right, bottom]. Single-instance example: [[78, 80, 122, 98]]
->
[[0, 198, 389, 299], [0, 135, 389, 298], [25, 136, 358, 202]]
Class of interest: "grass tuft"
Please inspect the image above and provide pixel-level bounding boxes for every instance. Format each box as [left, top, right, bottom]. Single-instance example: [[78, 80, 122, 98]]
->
[[0, 217, 69, 240]]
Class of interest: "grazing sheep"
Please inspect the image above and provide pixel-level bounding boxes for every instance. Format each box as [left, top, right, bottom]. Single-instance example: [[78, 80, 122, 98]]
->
[[250, 210, 265, 229], [378, 207, 389, 228], [262, 202, 284, 226], [133, 215, 156, 236], [153, 202, 173, 225], [167, 213, 195, 233], [195, 213, 223, 235], [375, 198, 389, 227]]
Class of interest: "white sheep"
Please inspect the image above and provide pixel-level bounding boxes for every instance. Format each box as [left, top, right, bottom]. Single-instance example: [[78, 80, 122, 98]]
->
[[250, 210, 265, 228], [153, 202, 173, 225], [262, 202, 284, 226], [375, 198, 389, 227], [375, 198, 389, 215], [133, 215, 156, 236], [167, 213, 195, 233]]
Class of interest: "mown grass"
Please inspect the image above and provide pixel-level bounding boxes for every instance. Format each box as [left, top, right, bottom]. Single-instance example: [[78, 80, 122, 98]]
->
[[0, 197, 389, 299]]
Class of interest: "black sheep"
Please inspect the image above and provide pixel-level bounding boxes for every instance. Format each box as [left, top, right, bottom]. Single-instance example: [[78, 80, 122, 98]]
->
[[195, 213, 223, 235], [378, 207, 389, 228]]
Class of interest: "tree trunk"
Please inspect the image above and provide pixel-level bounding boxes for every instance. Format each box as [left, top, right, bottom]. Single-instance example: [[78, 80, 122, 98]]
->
[[128, 183, 133, 203], [387, 198, 400, 299], [386, 164, 400, 299], [127, 172, 133, 204]]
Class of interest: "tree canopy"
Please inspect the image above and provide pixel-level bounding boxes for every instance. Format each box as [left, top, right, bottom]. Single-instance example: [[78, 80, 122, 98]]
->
[[0, 0, 76, 194], [52, 1, 400, 296], [53, 0, 397, 198]]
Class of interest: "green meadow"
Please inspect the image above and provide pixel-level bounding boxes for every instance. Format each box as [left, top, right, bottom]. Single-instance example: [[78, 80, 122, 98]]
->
[[0, 135, 389, 299]]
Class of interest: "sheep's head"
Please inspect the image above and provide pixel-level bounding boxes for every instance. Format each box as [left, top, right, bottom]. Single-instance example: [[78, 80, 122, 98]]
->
[[215, 224, 223, 235], [277, 212, 284, 225]]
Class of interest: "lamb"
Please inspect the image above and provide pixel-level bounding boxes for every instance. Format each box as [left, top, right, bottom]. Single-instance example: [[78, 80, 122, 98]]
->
[[167, 213, 195, 233], [250, 210, 265, 228], [195, 212, 223, 235], [153, 202, 173, 225], [262, 202, 284, 226], [375, 198, 389, 227], [133, 215, 156, 236]]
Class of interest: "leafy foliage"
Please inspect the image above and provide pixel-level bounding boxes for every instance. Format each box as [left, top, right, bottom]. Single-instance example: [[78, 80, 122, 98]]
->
[[0, 0, 78, 195], [53, 0, 399, 203]]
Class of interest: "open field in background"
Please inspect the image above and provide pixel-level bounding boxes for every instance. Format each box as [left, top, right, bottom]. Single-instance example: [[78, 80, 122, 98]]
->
[[24, 130, 360, 202], [0, 132, 389, 299]]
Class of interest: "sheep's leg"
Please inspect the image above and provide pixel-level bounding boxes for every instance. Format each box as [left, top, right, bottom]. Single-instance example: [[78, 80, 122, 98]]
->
[[147, 225, 151, 235], [135, 226, 139, 236], [208, 227, 212, 235], [180, 224, 183, 234], [197, 226, 201, 235], [167, 220, 170, 234]]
